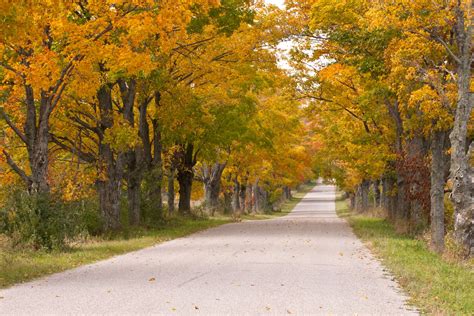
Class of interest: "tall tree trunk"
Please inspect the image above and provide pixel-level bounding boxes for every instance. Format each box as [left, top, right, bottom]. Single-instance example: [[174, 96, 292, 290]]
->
[[2, 85, 52, 194], [356, 180, 370, 213], [167, 166, 176, 214], [127, 152, 141, 226], [373, 180, 381, 208], [449, 3, 473, 255], [118, 79, 141, 226], [138, 92, 164, 221], [256, 186, 269, 213], [202, 162, 226, 216], [97, 161, 123, 231], [177, 169, 193, 214], [239, 181, 247, 214], [96, 84, 123, 231], [430, 131, 449, 253], [232, 177, 241, 214], [251, 180, 258, 213], [177, 144, 197, 215], [349, 192, 356, 210], [149, 108, 163, 215]]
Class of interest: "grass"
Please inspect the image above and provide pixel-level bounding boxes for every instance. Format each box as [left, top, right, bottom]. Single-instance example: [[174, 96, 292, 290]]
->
[[0, 217, 230, 289], [336, 197, 474, 315], [0, 183, 314, 289]]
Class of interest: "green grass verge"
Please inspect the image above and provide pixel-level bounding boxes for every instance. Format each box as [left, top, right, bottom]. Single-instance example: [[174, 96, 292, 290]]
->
[[0, 217, 229, 289], [336, 197, 474, 315]]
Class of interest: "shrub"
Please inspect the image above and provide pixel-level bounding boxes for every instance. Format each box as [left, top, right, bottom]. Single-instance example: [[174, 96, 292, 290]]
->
[[0, 191, 85, 250]]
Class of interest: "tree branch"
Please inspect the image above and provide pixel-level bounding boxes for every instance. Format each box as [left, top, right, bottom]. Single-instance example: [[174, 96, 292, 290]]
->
[[2, 149, 31, 185], [0, 108, 28, 144]]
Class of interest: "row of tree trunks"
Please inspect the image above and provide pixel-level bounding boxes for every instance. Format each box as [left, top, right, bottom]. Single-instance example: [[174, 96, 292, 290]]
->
[[229, 177, 291, 216]]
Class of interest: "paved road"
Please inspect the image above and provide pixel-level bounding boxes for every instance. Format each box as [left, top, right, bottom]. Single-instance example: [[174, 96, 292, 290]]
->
[[0, 184, 416, 315]]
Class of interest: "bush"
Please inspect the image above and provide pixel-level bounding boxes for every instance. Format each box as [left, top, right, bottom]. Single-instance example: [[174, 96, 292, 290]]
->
[[0, 191, 88, 250]]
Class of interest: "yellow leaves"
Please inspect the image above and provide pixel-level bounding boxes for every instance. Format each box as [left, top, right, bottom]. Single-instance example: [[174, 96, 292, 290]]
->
[[310, 0, 365, 32], [103, 119, 139, 152], [407, 85, 454, 134]]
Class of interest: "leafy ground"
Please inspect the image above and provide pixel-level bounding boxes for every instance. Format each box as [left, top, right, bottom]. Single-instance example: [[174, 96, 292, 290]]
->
[[336, 197, 474, 315], [0, 183, 314, 289]]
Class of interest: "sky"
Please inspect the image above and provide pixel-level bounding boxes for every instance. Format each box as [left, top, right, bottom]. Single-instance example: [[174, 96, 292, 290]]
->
[[265, 0, 285, 9]]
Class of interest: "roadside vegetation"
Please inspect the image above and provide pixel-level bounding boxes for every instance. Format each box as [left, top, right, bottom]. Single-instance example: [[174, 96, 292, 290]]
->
[[336, 197, 474, 315]]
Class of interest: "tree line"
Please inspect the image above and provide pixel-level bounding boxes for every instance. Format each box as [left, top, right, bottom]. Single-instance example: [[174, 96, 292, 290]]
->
[[0, 1, 312, 248], [288, 0, 473, 256]]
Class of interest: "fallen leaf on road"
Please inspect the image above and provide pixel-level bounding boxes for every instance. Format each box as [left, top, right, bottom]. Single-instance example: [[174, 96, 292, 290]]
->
[[194, 305, 199, 310], [149, 277, 156, 282], [287, 309, 292, 314]]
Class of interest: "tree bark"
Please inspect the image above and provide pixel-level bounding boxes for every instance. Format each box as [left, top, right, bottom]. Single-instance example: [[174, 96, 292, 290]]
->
[[96, 84, 123, 231], [167, 166, 176, 214], [177, 144, 197, 215], [239, 181, 247, 214], [356, 180, 370, 213], [138, 92, 164, 221], [373, 180, 381, 208], [430, 131, 449, 253], [118, 79, 141, 226], [126, 152, 141, 226], [449, 3, 474, 255], [232, 177, 241, 214], [202, 162, 226, 215], [2, 85, 52, 194]]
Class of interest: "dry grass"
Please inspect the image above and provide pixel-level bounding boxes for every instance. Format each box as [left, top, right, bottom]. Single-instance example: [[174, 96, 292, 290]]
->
[[336, 198, 474, 314]]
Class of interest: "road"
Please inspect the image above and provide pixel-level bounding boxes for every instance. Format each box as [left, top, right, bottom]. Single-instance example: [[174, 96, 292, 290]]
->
[[0, 184, 416, 315]]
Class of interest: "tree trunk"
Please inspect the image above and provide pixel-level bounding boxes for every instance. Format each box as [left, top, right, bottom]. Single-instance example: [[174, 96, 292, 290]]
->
[[223, 189, 232, 213], [2, 85, 52, 194], [97, 174, 122, 231], [283, 186, 292, 200], [202, 162, 226, 215], [96, 84, 123, 231], [383, 176, 397, 220], [146, 112, 163, 218], [356, 180, 370, 213], [373, 180, 381, 208], [430, 131, 448, 253], [256, 186, 269, 213], [167, 166, 176, 214], [232, 177, 241, 214], [118, 79, 141, 226], [177, 169, 193, 215], [127, 152, 141, 226], [449, 4, 473, 255], [177, 144, 197, 215], [138, 91, 164, 221], [30, 119, 50, 194], [239, 182, 247, 214], [349, 192, 356, 210]]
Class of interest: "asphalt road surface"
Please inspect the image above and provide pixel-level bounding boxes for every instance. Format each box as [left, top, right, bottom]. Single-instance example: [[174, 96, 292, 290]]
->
[[0, 184, 417, 315]]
